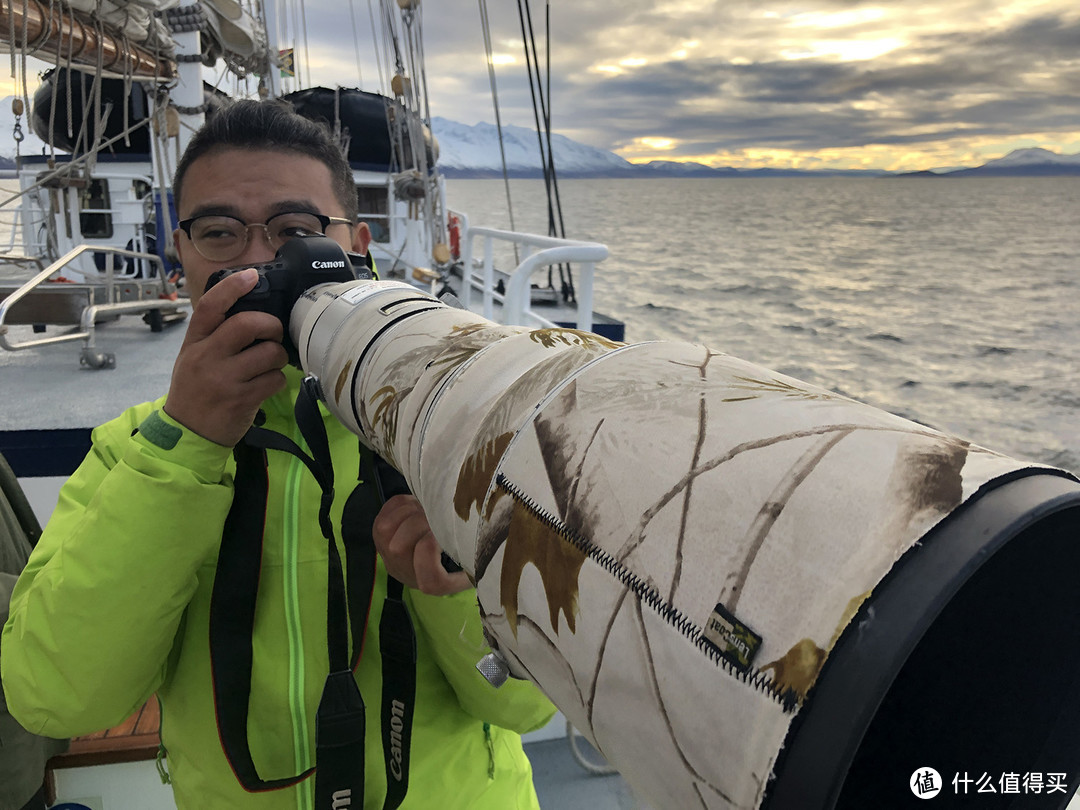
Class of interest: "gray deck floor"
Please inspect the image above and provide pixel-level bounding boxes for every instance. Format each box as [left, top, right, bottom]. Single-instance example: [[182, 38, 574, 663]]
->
[[0, 316, 188, 432], [526, 736, 653, 809]]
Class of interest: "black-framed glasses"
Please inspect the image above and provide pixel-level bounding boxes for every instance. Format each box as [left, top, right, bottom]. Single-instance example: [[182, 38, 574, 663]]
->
[[177, 211, 354, 262]]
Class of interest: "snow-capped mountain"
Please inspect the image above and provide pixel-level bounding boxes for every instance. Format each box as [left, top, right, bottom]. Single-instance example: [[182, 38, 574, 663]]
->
[[631, 160, 739, 177], [430, 117, 632, 176], [937, 147, 1080, 177], [981, 147, 1080, 167]]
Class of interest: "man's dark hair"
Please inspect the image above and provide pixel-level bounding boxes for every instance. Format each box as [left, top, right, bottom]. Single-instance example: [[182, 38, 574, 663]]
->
[[173, 99, 358, 221]]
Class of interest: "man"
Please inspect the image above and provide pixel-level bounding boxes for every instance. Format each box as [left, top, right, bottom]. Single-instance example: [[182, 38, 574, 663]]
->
[[2, 100, 554, 808]]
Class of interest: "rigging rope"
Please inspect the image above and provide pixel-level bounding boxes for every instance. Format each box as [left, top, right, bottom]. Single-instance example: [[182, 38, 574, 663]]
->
[[516, 0, 574, 302], [87, 15, 107, 174], [380, 0, 405, 78], [477, 0, 518, 264], [288, 0, 301, 90], [297, 0, 312, 88], [366, 0, 386, 90], [382, 1, 448, 264], [3, 0, 218, 265], [377, 0, 407, 173], [400, 6, 423, 173], [151, 97, 179, 250], [347, 0, 364, 85], [399, 2, 444, 258]]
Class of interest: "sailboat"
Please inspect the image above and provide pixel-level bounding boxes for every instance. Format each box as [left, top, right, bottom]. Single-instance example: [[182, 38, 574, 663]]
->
[[0, 0, 625, 481], [0, 0, 629, 806]]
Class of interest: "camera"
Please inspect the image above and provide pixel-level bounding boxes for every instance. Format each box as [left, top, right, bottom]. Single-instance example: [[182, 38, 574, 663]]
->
[[204, 235, 373, 365]]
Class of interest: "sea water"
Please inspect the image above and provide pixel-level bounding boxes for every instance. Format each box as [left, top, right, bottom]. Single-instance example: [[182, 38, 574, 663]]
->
[[3, 175, 1076, 473], [447, 176, 1080, 475]]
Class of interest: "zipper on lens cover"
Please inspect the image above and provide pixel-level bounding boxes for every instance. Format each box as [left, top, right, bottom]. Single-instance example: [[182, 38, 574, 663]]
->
[[495, 473, 798, 712]]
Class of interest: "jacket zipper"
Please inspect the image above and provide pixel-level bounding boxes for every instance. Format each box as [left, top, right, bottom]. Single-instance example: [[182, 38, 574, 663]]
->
[[283, 443, 314, 810]]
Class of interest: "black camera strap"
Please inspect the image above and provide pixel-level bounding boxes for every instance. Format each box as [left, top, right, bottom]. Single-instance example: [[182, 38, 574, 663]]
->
[[208, 377, 415, 809], [209, 435, 312, 792], [366, 453, 417, 809]]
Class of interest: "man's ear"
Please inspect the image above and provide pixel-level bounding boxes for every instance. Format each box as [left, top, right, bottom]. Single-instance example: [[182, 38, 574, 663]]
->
[[353, 222, 372, 255]]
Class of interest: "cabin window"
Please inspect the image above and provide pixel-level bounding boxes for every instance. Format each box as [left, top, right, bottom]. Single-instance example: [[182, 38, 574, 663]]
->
[[356, 185, 389, 243], [79, 178, 113, 239]]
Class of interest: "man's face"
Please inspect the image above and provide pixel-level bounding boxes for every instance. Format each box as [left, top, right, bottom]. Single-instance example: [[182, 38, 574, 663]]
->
[[174, 147, 369, 307]]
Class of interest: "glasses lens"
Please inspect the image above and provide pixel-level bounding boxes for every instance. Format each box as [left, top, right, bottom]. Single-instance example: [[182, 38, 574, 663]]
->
[[189, 215, 248, 262], [186, 212, 331, 261], [266, 212, 327, 246]]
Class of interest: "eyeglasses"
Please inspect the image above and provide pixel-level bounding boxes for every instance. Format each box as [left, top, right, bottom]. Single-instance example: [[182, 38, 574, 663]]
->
[[177, 211, 354, 262]]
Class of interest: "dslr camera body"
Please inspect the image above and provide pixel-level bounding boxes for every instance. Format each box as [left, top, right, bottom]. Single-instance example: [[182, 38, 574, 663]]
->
[[204, 235, 373, 365]]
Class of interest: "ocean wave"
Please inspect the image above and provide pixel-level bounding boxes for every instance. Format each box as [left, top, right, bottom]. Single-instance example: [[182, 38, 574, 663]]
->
[[866, 332, 905, 343]]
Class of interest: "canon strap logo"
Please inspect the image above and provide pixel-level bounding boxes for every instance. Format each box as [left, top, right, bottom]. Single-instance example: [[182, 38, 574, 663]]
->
[[388, 698, 407, 780], [330, 788, 352, 809]]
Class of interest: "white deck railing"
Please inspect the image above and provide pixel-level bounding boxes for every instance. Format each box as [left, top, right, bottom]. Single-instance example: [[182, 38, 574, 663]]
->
[[453, 212, 609, 333], [0, 244, 186, 365]]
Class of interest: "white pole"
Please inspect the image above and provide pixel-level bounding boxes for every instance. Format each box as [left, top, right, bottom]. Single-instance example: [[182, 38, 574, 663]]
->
[[171, 30, 204, 156]]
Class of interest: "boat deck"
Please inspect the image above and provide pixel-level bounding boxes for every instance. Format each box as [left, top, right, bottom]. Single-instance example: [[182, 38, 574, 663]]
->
[[0, 318, 184, 428], [0, 315, 185, 484], [528, 736, 652, 809]]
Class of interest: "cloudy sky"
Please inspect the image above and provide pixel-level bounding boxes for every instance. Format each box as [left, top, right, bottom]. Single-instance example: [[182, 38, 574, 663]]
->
[[6, 0, 1080, 170]]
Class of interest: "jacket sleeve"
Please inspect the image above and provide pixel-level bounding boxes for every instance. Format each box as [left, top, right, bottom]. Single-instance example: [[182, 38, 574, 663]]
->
[[1, 405, 234, 738], [406, 587, 555, 734]]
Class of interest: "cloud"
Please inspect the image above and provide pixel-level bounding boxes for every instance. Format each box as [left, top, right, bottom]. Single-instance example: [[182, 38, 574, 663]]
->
[[6, 0, 1074, 170], [453, 3, 1080, 167]]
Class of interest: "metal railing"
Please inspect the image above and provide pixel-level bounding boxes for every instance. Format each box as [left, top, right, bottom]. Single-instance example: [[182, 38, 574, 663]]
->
[[0, 205, 26, 255], [455, 215, 609, 333], [0, 244, 188, 364]]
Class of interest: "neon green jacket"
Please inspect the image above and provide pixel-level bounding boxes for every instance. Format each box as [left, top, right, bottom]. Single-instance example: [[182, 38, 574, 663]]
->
[[2, 369, 555, 809]]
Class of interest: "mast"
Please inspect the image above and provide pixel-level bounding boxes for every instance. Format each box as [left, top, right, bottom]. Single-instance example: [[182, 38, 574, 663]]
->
[[169, 29, 204, 157]]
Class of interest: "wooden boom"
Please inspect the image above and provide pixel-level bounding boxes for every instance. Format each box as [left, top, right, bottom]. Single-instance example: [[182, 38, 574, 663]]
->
[[0, 0, 175, 79]]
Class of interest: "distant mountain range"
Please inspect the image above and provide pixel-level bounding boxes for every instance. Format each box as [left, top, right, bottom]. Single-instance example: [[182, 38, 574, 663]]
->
[[893, 147, 1080, 178], [432, 120, 1080, 178], [1, 96, 1076, 178], [431, 118, 882, 178]]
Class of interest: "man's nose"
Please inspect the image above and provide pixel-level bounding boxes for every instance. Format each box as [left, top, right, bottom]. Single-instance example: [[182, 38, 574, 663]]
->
[[234, 224, 277, 266]]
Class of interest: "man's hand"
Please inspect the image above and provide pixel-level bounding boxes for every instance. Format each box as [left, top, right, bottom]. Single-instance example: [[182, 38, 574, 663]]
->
[[164, 269, 289, 447], [373, 495, 471, 595]]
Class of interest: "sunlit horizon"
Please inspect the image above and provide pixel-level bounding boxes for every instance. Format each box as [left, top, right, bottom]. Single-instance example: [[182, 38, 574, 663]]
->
[[616, 135, 1080, 173]]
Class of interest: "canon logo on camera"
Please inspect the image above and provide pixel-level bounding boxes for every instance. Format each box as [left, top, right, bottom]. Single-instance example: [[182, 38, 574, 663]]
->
[[311, 260, 347, 269]]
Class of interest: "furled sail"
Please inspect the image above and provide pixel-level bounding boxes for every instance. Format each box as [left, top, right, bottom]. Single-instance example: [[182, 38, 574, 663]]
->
[[0, 0, 268, 79], [0, 0, 176, 78]]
